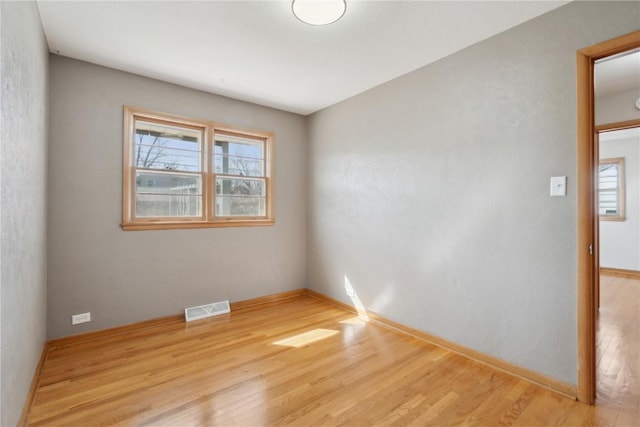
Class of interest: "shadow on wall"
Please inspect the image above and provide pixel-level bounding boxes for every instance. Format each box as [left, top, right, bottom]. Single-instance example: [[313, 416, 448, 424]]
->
[[338, 167, 507, 326]]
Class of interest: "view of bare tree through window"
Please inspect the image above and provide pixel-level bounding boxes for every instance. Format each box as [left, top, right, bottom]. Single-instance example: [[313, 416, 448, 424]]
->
[[215, 134, 266, 216], [134, 122, 202, 218]]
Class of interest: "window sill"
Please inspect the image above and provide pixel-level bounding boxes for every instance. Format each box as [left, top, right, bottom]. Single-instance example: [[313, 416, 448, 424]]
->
[[121, 219, 275, 231], [599, 216, 625, 222]]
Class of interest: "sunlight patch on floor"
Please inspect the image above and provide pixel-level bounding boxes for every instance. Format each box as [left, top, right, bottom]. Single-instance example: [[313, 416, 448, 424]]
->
[[340, 317, 368, 325], [273, 329, 339, 348]]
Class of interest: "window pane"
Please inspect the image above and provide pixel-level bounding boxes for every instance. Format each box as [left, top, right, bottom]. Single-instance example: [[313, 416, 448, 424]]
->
[[135, 171, 202, 217], [215, 177, 264, 196], [136, 171, 201, 195], [214, 134, 264, 177], [135, 121, 202, 172], [598, 162, 619, 216], [215, 177, 265, 217], [216, 197, 265, 217], [135, 194, 202, 218]]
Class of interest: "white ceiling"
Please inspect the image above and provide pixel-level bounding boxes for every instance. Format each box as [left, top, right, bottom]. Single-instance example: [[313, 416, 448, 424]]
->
[[37, 0, 571, 116], [595, 50, 640, 98]]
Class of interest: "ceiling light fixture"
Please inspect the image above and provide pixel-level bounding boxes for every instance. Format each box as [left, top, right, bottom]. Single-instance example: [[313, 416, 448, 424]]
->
[[292, 0, 346, 26]]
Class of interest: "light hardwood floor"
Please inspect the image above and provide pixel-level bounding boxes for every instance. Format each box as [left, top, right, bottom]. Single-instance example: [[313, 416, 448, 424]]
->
[[26, 282, 637, 426], [596, 273, 639, 426]]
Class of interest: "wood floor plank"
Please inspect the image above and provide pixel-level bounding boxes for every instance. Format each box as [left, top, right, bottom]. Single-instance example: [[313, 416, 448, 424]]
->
[[596, 274, 640, 424], [25, 281, 639, 426]]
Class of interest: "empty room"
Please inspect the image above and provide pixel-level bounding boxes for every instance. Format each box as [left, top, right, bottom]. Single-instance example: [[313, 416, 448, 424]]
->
[[2, 0, 639, 426]]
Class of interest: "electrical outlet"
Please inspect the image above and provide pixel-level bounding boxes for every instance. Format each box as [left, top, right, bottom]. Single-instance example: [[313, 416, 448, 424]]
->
[[72, 312, 91, 325]]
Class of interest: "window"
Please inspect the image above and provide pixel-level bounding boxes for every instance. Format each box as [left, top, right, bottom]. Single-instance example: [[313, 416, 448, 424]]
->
[[598, 157, 625, 221], [122, 107, 274, 230]]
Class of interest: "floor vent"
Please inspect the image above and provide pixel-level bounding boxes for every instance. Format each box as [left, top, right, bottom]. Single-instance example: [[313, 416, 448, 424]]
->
[[185, 300, 230, 322]]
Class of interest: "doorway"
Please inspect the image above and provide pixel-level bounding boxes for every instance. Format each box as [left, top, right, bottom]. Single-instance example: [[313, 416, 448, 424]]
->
[[597, 125, 640, 279], [595, 123, 640, 420], [576, 30, 640, 404]]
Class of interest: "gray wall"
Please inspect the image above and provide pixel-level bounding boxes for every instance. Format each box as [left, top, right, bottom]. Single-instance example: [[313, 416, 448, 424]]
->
[[48, 56, 307, 338], [1, 1, 49, 425], [599, 132, 640, 271], [307, 1, 640, 385]]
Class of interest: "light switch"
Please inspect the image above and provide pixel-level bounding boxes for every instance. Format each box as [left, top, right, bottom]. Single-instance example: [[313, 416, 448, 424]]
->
[[550, 176, 567, 196]]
